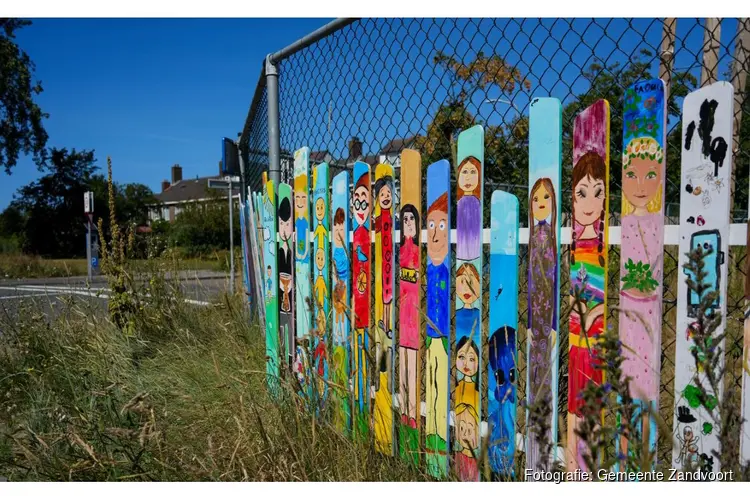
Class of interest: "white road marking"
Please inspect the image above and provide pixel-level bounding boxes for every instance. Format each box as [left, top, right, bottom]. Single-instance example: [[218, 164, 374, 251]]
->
[[0, 285, 212, 307]]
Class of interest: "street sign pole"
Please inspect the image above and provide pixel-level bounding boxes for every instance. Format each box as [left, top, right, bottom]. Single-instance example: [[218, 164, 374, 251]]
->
[[86, 216, 92, 281], [84, 192, 94, 282], [229, 176, 235, 293]]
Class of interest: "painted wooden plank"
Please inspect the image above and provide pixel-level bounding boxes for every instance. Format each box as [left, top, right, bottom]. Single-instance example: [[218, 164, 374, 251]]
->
[[312, 162, 330, 409], [373, 163, 396, 455], [453, 125, 484, 481], [526, 97, 562, 474], [672, 81, 734, 474], [398, 149, 422, 465], [246, 188, 266, 324], [351, 161, 372, 441], [331, 171, 352, 434], [742, 218, 750, 463], [262, 179, 280, 394], [617, 79, 667, 470], [424, 159, 452, 478], [278, 183, 295, 375], [568, 99, 610, 472], [238, 198, 251, 303], [293, 148, 313, 394], [488, 190, 519, 478]]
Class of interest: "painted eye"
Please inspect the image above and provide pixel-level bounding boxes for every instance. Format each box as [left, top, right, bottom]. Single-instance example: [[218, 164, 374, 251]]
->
[[646, 171, 657, 179], [439, 221, 446, 230], [509, 368, 516, 383], [429, 221, 435, 229], [544, 194, 550, 200], [626, 171, 636, 179]]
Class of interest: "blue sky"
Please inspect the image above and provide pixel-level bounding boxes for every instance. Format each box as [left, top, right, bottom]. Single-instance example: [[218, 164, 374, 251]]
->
[[1, 18, 333, 210]]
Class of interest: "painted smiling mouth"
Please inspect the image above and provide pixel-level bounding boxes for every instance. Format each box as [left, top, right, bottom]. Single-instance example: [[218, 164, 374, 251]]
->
[[584, 210, 594, 216], [635, 194, 648, 198], [463, 293, 472, 300], [538, 205, 546, 209]]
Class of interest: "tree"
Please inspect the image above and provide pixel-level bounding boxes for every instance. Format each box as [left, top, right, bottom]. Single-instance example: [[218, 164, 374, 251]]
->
[[0, 19, 49, 173], [169, 192, 240, 257], [11, 148, 97, 256]]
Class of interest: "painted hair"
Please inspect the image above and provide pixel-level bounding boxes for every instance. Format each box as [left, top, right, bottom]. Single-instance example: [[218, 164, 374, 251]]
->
[[399, 203, 420, 246], [489, 325, 516, 371], [457, 156, 482, 200], [456, 336, 479, 357], [454, 402, 479, 422], [333, 207, 345, 226], [528, 177, 558, 252], [373, 175, 393, 201], [355, 171, 370, 192], [428, 192, 449, 215], [457, 262, 480, 282], [278, 196, 292, 221], [293, 172, 307, 192], [571, 151, 606, 267]]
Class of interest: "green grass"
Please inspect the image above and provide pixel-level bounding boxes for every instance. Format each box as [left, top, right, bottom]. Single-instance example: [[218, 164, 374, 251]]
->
[[0, 253, 89, 279], [0, 273, 428, 481], [0, 253, 228, 279]]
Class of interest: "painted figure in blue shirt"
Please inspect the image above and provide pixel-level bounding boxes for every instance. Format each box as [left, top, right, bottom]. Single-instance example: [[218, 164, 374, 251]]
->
[[426, 192, 450, 343]]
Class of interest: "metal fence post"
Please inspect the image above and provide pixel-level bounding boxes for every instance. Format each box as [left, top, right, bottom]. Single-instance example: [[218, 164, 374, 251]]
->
[[266, 54, 281, 187]]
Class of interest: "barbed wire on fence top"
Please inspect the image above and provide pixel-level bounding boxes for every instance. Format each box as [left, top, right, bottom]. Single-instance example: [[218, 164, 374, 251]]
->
[[242, 18, 750, 468]]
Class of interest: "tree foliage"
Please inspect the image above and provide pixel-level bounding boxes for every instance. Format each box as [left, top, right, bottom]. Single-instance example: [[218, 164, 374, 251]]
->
[[1, 148, 154, 257], [168, 193, 240, 257], [0, 19, 49, 173]]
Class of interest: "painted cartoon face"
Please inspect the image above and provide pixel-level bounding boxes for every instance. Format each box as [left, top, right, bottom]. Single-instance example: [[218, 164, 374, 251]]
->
[[456, 341, 478, 377], [378, 185, 392, 210], [315, 198, 325, 222], [315, 247, 325, 271], [574, 174, 605, 227], [623, 156, 662, 209], [456, 271, 479, 305], [294, 190, 308, 215], [279, 216, 293, 242], [402, 211, 416, 239], [333, 221, 345, 247], [458, 162, 480, 193], [532, 184, 552, 222], [267, 266, 272, 278], [427, 209, 448, 265], [456, 410, 478, 450], [353, 186, 370, 225]]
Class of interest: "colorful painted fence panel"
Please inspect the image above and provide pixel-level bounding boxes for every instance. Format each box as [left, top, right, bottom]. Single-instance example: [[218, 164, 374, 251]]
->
[[617, 79, 667, 468], [247, 188, 266, 324], [262, 179, 279, 394], [672, 81, 734, 474], [332, 171, 351, 434], [453, 125, 484, 481], [568, 98, 610, 472], [488, 190, 519, 478], [526, 97, 562, 474], [424, 159, 452, 478], [351, 161, 372, 440], [293, 148, 312, 393], [278, 183, 295, 373], [312, 163, 330, 408], [373, 163, 395, 455], [743, 218, 750, 463], [398, 149, 422, 465]]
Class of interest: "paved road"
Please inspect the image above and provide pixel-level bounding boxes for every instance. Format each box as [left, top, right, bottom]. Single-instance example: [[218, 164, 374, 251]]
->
[[0, 270, 236, 320]]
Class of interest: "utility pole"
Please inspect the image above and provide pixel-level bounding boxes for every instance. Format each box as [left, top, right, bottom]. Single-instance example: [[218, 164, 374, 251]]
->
[[84, 191, 94, 281]]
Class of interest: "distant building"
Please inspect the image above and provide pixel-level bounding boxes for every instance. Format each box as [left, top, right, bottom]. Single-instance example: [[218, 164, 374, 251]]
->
[[148, 164, 239, 223]]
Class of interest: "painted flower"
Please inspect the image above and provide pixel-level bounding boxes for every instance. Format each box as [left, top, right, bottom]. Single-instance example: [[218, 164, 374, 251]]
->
[[648, 142, 658, 155]]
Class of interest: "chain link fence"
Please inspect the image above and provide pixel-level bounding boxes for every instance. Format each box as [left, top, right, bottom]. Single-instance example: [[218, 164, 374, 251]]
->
[[240, 18, 750, 469]]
